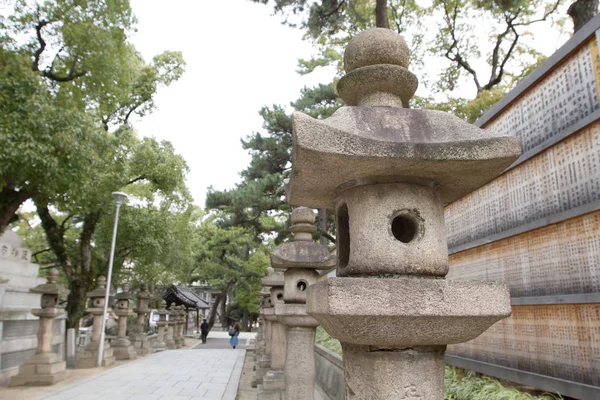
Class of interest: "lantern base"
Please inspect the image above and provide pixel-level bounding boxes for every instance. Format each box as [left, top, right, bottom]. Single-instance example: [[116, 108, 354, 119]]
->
[[75, 341, 115, 369], [9, 353, 70, 386]]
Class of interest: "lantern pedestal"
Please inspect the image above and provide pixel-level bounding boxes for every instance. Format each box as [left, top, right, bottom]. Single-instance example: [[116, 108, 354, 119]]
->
[[10, 269, 70, 386]]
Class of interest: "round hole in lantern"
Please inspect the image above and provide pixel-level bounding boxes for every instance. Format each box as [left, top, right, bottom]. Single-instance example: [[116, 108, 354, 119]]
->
[[296, 280, 308, 292]]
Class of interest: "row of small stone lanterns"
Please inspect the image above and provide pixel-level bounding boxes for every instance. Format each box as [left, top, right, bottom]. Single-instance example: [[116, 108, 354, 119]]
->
[[253, 207, 335, 400], [77, 278, 188, 367], [9, 271, 188, 386], [254, 26, 518, 400]]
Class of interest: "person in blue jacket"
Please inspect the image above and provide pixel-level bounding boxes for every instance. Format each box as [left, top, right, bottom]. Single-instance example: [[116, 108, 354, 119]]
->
[[229, 323, 241, 349]]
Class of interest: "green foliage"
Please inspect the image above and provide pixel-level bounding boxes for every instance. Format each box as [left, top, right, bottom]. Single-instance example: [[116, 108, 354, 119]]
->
[[315, 326, 342, 354], [233, 249, 270, 314], [206, 83, 342, 244], [253, 0, 563, 96], [192, 217, 257, 289], [413, 89, 507, 123], [0, 0, 185, 233], [444, 367, 562, 400]]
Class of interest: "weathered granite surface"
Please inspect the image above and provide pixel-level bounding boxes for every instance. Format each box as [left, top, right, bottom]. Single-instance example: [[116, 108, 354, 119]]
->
[[290, 27, 520, 400]]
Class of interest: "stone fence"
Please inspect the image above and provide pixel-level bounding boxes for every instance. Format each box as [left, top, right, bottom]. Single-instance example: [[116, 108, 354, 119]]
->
[[314, 345, 343, 400]]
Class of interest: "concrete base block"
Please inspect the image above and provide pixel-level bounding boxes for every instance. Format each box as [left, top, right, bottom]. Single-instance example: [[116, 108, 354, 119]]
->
[[112, 343, 137, 360], [9, 353, 70, 386], [130, 335, 153, 356], [263, 370, 285, 391], [152, 340, 167, 352], [259, 355, 271, 369], [75, 341, 115, 368], [257, 384, 284, 400], [9, 370, 69, 386]]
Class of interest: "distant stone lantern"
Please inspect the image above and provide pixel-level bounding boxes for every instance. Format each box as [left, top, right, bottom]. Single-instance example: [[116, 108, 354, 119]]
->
[[253, 288, 272, 388], [130, 283, 152, 356], [10, 268, 70, 386], [178, 305, 187, 347], [75, 276, 115, 368], [153, 300, 168, 351], [258, 268, 286, 400], [287, 28, 521, 399], [273, 207, 336, 400], [173, 305, 182, 348], [112, 283, 136, 360], [165, 302, 177, 350]]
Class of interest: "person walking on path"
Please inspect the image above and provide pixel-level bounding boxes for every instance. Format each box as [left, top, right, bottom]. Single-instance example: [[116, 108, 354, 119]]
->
[[200, 319, 209, 344], [229, 323, 241, 349]]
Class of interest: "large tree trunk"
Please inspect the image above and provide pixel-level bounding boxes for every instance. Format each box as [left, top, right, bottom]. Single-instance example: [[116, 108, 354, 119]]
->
[[376, 0, 389, 28], [219, 290, 228, 327], [36, 200, 102, 329], [65, 278, 89, 329], [242, 308, 249, 332], [0, 186, 35, 235], [568, 0, 599, 33], [207, 294, 221, 330]]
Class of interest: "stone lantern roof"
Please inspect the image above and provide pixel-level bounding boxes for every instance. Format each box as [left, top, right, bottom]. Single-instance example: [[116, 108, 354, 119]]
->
[[286, 28, 521, 209], [86, 276, 112, 299], [115, 283, 134, 301], [271, 208, 336, 270], [261, 267, 284, 287], [30, 268, 69, 298]]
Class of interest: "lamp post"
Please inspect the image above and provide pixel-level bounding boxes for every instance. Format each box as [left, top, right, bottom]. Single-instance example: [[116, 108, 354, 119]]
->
[[97, 192, 128, 367]]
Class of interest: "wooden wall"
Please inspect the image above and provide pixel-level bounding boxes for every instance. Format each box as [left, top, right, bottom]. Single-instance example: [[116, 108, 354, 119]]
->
[[444, 15, 600, 400]]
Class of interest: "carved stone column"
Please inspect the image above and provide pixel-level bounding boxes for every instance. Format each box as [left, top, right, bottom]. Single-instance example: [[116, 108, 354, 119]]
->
[[112, 283, 136, 360], [153, 300, 168, 351], [258, 268, 286, 400], [253, 289, 271, 388], [130, 283, 152, 356], [173, 305, 182, 349], [165, 302, 177, 350], [179, 305, 187, 347], [75, 276, 115, 368], [286, 28, 521, 400], [10, 268, 70, 385], [273, 208, 336, 400]]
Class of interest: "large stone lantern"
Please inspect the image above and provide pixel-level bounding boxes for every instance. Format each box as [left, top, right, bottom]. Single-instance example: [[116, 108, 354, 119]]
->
[[287, 28, 521, 399], [131, 283, 152, 356], [153, 300, 168, 351], [273, 207, 336, 400], [10, 268, 69, 386], [112, 283, 136, 360], [76, 276, 115, 368]]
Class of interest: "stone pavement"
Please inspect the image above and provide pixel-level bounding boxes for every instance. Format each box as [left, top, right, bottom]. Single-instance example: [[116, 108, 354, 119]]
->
[[31, 348, 246, 400]]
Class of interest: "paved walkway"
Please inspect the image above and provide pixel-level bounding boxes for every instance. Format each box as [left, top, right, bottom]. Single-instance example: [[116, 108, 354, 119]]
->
[[32, 343, 247, 400]]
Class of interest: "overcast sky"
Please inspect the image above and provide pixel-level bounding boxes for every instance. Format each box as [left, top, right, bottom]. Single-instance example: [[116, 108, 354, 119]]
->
[[128, 0, 335, 207], [128, 0, 569, 208]]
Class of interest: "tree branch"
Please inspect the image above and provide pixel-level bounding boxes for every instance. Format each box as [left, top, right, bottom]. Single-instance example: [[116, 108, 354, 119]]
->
[[32, 19, 88, 82], [322, 0, 346, 19], [513, 0, 561, 27], [126, 175, 146, 186], [34, 198, 74, 281], [318, 230, 336, 244], [442, 0, 481, 92], [32, 248, 52, 263], [60, 213, 74, 231], [32, 19, 50, 74]]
